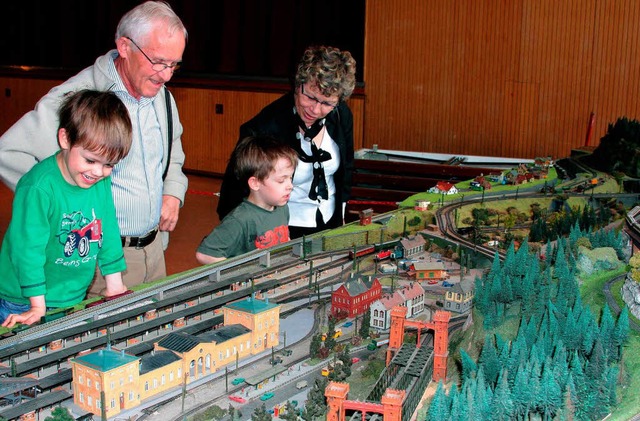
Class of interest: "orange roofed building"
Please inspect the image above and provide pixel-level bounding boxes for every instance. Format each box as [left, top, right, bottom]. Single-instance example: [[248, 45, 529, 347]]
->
[[71, 296, 279, 418], [411, 261, 448, 282]]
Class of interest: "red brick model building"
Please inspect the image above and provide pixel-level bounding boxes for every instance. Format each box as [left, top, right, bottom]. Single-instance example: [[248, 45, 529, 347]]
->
[[331, 273, 382, 318], [359, 208, 373, 226]]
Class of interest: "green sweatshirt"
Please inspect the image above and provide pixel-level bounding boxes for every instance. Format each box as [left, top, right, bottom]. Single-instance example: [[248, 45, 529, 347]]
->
[[0, 153, 126, 307]]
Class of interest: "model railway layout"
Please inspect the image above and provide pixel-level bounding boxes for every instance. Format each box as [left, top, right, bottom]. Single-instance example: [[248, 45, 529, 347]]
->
[[0, 235, 364, 419], [2, 157, 629, 419]]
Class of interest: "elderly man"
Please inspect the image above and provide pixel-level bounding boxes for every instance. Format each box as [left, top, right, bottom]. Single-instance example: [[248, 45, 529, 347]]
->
[[0, 1, 189, 296]]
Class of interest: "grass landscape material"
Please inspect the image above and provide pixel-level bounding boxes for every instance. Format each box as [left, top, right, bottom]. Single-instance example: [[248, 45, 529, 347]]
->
[[580, 271, 640, 420]]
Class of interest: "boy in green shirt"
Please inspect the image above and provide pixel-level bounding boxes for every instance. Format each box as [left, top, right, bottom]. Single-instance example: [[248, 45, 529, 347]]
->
[[0, 90, 132, 327], [196, 136, 297, 264]]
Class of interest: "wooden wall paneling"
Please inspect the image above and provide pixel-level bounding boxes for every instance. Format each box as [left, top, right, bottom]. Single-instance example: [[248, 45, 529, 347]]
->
[[629, 1, 640, 115], [171, 87, 282, 174], [364, 0, 457, 155], [208, 90, 282, 174], [364, 0, 640, 160], [0, 77, 60, 135], [170, 87, 213, 172], [345, 97, 365, 151], [588, 0, 640, 148], [5, 0, 640, 162]]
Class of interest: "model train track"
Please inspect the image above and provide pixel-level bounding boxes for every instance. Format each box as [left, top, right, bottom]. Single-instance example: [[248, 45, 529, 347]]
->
[[0, 245, 364, 419], [0, 199, 483, 420]]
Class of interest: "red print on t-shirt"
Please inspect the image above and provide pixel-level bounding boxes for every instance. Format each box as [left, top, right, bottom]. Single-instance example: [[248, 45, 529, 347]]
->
[[255, 225, 289, 249]]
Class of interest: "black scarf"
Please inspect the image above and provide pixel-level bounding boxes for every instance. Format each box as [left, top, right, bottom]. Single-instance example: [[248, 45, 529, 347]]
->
[[294, 111, 331, 201]]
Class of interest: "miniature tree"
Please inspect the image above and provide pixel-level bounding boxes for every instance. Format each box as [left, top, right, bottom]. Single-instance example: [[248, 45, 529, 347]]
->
[[309, 333, 322, 358], [328, 361, 347, 381], [613, 307, 630, 359], [228, 404, 242, 420], [337, 345, 353, 376], [358, 308, 371, 338], [511, 363, 534, 419], [426, 381, 448, 421], [44, 407, 74, 421], [279, 401, 298, 421], [448, 386, 467, 420], [479, 335, 500, 385], [558, 376, 578, 420], [459, 349, 477, 382], [490, 369, 514, 420], [325, 317, 337, 350], [302, 377, 328, 420], [251, 403, 271, 421]]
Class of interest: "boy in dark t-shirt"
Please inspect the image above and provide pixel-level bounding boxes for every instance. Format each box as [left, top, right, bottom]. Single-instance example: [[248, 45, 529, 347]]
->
[[196, 136, 297, 264]]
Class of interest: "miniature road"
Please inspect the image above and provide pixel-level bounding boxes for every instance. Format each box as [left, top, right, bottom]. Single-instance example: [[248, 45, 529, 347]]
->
[[604, 274, 640, 332]]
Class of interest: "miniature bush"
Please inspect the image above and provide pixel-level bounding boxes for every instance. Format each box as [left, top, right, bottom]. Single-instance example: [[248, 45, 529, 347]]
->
[[629, 254, 640, 283], [361, 359, 386, 379], [576, 246, 621, 276], [191, 405, 225, 421]]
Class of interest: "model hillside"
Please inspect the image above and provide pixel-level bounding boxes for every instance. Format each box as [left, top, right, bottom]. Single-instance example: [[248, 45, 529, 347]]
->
[[582, 117, 640, 179]]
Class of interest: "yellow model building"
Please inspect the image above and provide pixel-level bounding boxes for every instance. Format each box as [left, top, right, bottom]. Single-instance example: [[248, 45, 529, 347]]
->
[[70, 295, 280, 418]]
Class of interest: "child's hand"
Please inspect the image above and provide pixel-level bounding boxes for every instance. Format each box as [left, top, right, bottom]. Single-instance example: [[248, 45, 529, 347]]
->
[[1, 306, 46, 328], [104, 284, 129, 298], [103, 272, 128, 298]]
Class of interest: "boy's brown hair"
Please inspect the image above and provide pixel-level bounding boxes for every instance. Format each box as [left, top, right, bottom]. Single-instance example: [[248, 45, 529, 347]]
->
[[58, 90, 132, 163], [234, 135, 298, 192]]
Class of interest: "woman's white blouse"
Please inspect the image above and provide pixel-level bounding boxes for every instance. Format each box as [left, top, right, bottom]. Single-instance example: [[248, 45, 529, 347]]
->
[[289, 129, 341, 227]]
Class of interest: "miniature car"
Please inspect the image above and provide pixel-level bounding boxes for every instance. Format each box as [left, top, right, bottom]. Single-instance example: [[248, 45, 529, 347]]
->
[[260, 392, 275, 401], [343, 321, 353, 328], [231, 377, 245, 385], [442, 281, 454, 287], [428, 280, 439, 285], [229, 395, 246, 403], [351, 357, 360, 363]]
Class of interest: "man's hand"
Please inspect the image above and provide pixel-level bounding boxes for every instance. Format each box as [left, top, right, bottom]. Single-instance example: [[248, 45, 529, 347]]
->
[[160, 195, 181, 232]]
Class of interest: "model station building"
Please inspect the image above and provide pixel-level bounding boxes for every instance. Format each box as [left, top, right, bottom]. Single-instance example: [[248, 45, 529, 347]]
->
[[70, 296, 280, 418], [410, 261, 448, 282]]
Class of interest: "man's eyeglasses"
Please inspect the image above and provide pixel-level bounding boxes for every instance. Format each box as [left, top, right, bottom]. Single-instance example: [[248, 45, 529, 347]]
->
[[126, 37, 181, 73], [300, 85, 338, 110]]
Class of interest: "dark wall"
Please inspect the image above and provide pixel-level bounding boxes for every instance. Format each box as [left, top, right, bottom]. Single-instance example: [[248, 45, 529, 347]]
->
[[1, 0, 365, 80]]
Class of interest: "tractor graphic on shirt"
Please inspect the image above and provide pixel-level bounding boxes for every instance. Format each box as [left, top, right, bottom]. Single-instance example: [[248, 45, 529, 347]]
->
[[60, 210, 103, 257]]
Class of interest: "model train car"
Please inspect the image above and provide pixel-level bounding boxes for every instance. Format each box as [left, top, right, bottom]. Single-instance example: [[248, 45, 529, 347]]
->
[[348, 245, 375, 260], [85, 289, 134, 308], [374, 249, 392, 261]]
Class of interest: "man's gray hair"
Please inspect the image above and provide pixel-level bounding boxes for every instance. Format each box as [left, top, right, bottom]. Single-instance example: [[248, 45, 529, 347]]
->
[[115, 1, 188, 45]]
